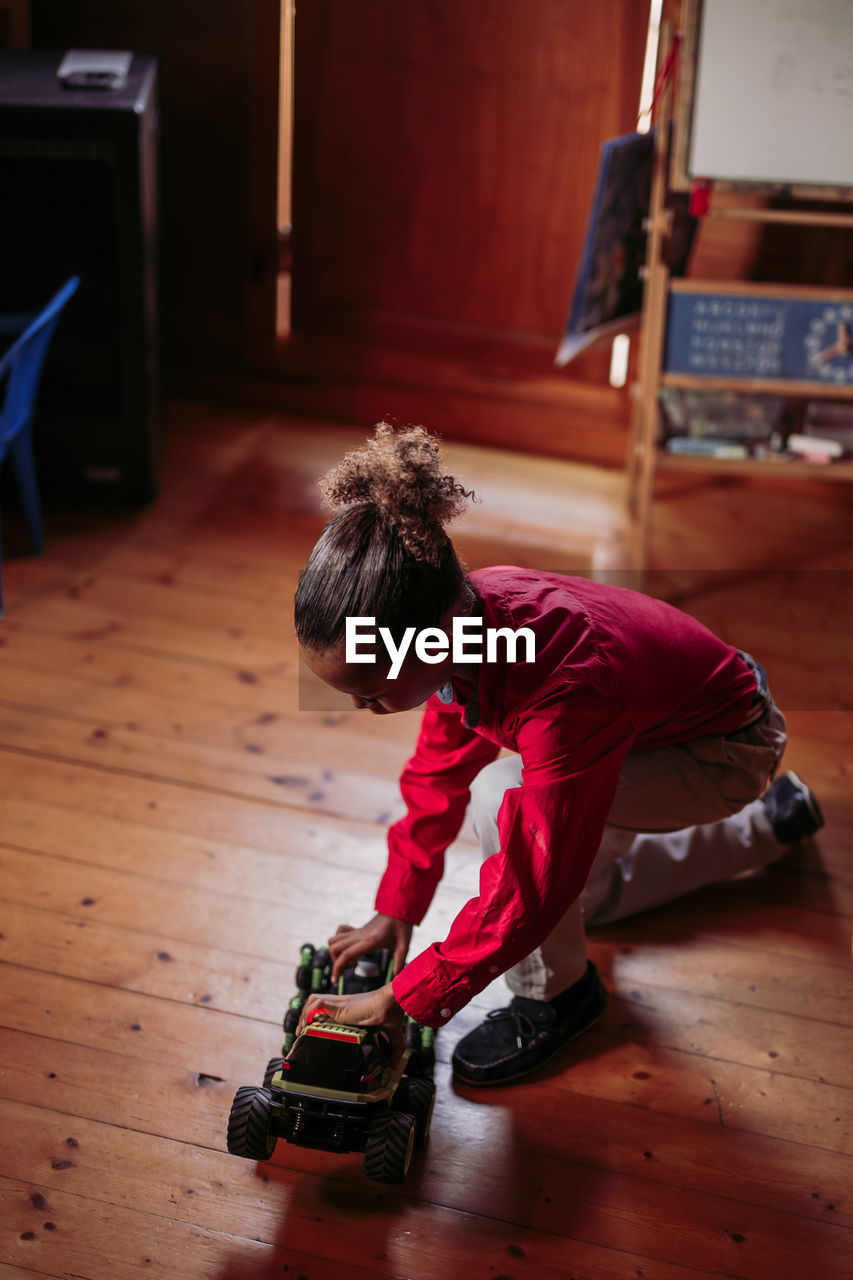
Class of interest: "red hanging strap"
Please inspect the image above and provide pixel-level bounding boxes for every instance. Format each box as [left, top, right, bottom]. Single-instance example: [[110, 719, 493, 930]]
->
[[648, 28, 683, 123], [689, 178, 712, 216]]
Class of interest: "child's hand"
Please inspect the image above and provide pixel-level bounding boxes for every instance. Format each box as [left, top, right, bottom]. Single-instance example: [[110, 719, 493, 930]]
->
[[328, 913, 413, 982], [295, 984, 406, 1061]]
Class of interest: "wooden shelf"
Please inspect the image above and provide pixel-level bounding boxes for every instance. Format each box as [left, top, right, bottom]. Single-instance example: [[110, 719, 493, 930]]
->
[[657, 450, 853, 482], [660, 373, 853, 399], [707, 207, 853, 230]]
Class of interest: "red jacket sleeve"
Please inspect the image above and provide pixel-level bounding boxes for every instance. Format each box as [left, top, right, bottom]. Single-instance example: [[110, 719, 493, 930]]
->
[[374, 694, 500, 926], [392, 681, 637, 1026]]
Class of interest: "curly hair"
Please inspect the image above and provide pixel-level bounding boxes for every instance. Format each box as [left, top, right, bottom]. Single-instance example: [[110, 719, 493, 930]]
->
[[295, 423, 477, 654]]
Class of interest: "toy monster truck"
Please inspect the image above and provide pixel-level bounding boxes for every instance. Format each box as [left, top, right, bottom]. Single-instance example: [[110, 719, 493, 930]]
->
[[226, 943, 437, 1183], [276, 943, 436, 1073]]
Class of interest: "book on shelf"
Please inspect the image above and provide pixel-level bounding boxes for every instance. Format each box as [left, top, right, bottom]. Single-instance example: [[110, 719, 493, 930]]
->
[[659, 390, 853, 463]]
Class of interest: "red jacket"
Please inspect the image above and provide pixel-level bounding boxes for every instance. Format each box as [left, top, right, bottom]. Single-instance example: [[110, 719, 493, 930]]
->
[[378, 568, 756, 1026]]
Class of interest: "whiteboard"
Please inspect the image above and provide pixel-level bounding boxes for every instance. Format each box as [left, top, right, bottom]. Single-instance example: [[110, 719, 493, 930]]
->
[[689, 0, 853, 187]]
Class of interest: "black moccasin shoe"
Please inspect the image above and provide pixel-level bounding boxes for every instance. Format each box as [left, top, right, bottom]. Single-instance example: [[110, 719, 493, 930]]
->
[[761, 771, 825, 844], [451, 960, 608, 1087]]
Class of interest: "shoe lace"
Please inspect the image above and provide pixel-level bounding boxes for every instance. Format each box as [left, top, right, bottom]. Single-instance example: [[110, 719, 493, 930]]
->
[[486, 1004, 538, 1050]]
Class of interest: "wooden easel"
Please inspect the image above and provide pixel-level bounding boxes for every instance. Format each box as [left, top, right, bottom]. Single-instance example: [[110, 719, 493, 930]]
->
[[625, 3, 853, 572], [625, 22, 679, 571]]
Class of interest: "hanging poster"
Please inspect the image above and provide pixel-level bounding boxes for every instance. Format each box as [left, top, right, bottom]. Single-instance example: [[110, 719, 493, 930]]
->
[[555, 131, 655, 366]]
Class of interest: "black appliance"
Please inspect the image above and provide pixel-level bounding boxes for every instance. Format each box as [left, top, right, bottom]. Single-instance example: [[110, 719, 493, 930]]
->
[[0, 50, 160, 500]]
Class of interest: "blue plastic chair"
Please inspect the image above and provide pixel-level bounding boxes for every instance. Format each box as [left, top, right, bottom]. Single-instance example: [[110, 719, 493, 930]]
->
[[0, 276, 80, 616]]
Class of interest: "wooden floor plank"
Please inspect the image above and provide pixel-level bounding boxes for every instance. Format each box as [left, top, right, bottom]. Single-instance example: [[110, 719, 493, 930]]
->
[[0, 695, 408, 829], [0, 747, 417, 862], [7, 590, 292, 670], [1, 402, 852, 1280], [0, 1025, 236, 1149], [4, 1021, 852, 1247], [595, 889, 852, 965], [0, 1179, 733, 1280], [2, 1097, 851, 1280], [0, 1266, 64, 1280], [0, 1267, 66, 1280], [0, 620, 418, 762], [0, 789, 438, 901], [3, 741, 850, 932], [4, 862, 851, 1037], [712, 858, 852, 919], [3, 1022, 850, 1233], [3, 783, 848, 974], [3, 822, 851, 1038], [0, 1178, 397, 1280], [0, 964, 278, 1085], [2, 959, 850, 1158], [0, 615, 418, 747], [1, 631, 850, 874]]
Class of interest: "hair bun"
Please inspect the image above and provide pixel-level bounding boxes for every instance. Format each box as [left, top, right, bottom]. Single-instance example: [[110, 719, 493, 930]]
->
[[320, 422, 475, 563]]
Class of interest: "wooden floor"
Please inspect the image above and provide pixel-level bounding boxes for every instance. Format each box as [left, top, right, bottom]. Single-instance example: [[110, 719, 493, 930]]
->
[[1, 400, 851, 1280]]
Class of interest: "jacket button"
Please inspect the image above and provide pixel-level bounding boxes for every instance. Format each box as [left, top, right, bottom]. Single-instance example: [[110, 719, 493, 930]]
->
[[440, 1007, 452, 1019]]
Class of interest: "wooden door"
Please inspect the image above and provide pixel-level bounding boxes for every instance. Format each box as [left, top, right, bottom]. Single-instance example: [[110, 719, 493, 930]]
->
[[292, 0, 650, 374]]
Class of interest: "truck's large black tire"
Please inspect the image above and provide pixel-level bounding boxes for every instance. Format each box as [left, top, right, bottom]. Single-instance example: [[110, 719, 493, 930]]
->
[[227, 1086, 277, 1160], [364, 1110, 416, 1183], [392, 1076, 436, 1143], [263, 1057, 285, 1089]]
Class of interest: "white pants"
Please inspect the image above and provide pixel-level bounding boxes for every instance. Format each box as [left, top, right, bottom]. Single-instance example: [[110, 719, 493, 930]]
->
[[468, 698, 787, 1001]]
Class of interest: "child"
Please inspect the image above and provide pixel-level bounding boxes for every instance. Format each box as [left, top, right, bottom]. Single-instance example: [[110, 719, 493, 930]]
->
[[294, 423, 824, 1086]]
